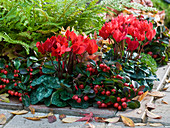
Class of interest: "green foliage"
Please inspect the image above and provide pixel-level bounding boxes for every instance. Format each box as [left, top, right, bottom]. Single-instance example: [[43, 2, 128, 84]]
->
[[0, 0, 105, 54], [100, 0, 157, 14], [140, 53, 157, 73]]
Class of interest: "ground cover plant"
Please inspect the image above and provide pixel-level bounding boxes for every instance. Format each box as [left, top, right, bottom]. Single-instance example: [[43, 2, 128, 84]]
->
[[0, 14, 160, 111]]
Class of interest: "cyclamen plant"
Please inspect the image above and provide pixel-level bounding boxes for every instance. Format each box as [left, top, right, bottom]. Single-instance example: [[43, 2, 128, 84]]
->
[[99, 14, 156, 60], [36, 30, 98, 79]]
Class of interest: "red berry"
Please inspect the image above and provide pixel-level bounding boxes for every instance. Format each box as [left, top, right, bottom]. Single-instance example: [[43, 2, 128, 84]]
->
[[99, 64, 104, 69], [162, 56, 165, 60], [121, 98, 126, 102], [94, 85, 100, 89], [30, 86, 33, 89], [114, 103, 119, 108], [18, 81, 21, 83], [19, 97, 22, 102], [101, 103, 106, 108], [147, 51, 153, 56], [30, 68, 33, 72], [97, 101, 101, 105], [30, 72, 33, 75], [8, 90, 11, 94], [103, 68, 107, 72], [14, 92, 18, 96], [86, 64, 91, 68], [133, 88, 137, 92], [14, 70, 17, 73], [14, 83, 17, 86], [79, 84, 84, 89], [1, 69, 4, 73], [122, 102, 127, 108], [27, 69, 29, 71], [4, 71, 8, 75], [118, 105, 122, 110], [117, 97, 121, 102], [0, 85, 3, 89], [106, 67, 110, 71], [153, 54, 157, 58], [10, 91, 14, 96], [101, 90, 105, 95], [111, 89, 116, 94], [5, 65, 9, 68], [116, 75, 123, 80], [138, 91, 143, 95], [3, 85, 6, 88], [18, 93, 22, 97], [127, 99, 131, 102], [74, 95, 78, 100], [3, 79, 6, 83], [106, 91, 111, 96], [124, 83, 129, 87], [130, 84, 133, 88], [6, 79, 9, 84], [84, 96, 89, 101], [77, 98, 81, 103], [17, 70, 20, 73], [39, 67, 42, 70]]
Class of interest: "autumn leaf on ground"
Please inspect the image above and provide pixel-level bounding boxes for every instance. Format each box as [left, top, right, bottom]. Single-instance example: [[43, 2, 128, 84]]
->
[[29, 106, 35, 114], [135, 123, 146, 126], [59, 114, 66, 120], [35, 115, 48, 119], [146, 103, 156, 110], [146, 110, 162, 119], [0, 93, 10, 103], [62, 117, 80, 123], [148, 91, 165, 98], [0, 114, 6, 125], [24, 117, 41, 121], [162, 100, 168, 104], [10, 110, 28, 115], [93, 117, 105, 122], [120, 115, 135, 127], [76, 112, 93, 122], [149, 123, 163, 127], [138, 91, 148, 101], [103, 117, 120, 123], [85, 122, 95, 128], [48, 115, 56, 123]]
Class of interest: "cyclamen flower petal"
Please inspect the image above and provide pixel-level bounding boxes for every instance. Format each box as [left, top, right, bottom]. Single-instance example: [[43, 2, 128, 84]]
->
[[86, 39, 98, 55], [126, 37, 139, 51], [146, 29, 156, 41], [36, 42, 45, 54]]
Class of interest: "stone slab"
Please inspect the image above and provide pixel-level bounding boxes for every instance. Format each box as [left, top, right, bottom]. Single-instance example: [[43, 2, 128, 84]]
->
[[0, 109, 14, 128], [0, 97, 23, 110], [4, 112, 106, 128]]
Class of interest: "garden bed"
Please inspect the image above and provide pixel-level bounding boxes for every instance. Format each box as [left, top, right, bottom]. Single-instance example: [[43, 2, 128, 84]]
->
[[0, 64, 169, 123]]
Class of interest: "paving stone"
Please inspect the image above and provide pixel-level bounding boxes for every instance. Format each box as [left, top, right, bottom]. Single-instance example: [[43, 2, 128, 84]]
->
[[147, 104, 170, 126], [0, 97, 23, 110], [0, 109, 14, 128], [4, 112, 106, 128]]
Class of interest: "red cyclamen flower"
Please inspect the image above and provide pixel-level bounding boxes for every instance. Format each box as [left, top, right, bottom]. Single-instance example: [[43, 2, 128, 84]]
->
[[126, 37, 139, 51], [146, 29, 156, 41]]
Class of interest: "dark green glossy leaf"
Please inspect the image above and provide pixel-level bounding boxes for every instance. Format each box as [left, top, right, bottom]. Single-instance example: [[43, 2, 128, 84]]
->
[[42, 66, 55, 74], [51, 91, 67, 107], [36, 86, 53, 101], [127, 100, 140, 109], [19, 68, 28, 75], [31, 75, 47, 86], [44, 97, 51, 106], [32, 69, 40, 75], [32, 63, 40, 68], [109, 96, 116, 103], [83, 86, 91, 93], [6, 73, 14, 79], [27, 58, 32, 67], [22, 95, 30, 107], [29, 56, 38, 61], [13, 58, 21, 70], [30, 90, 39, 104], [60, 90, 71, 101], [18, 83, 27, 90], [0, 58, 5, 69], [22, 75, 30, 83]]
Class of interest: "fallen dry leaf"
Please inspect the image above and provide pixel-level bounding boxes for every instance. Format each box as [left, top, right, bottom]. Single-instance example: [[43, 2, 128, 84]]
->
[[0, 93, 10, 103], [35, 115, 48, 119], [94, 117, 105, 122], [137, 109, 142, 114], [24, 117, 41, 121], [0, 114, 6, 125], [138, 91, 148, 101], [146, 103, 156, 110], [120, 115, 135, 127], [148, 91, 165, 98], [132, 96, 139, 100], [146, 110, 162, 119], [48, 115, 56, 123], [162, 100, 168, 104], [135, 123, 146, 126], [86, 122, 95, 128], [62, 117, 80, 123], [165, 79, 170, 83], [162, 87, 169, 91], [47, 112, 54, 117], [59, 114, 66, 120], [10, 110, 28, 115], [29, 107, 35, 114], [103, 117, 120, 123], [149, 123, 163, 127]]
